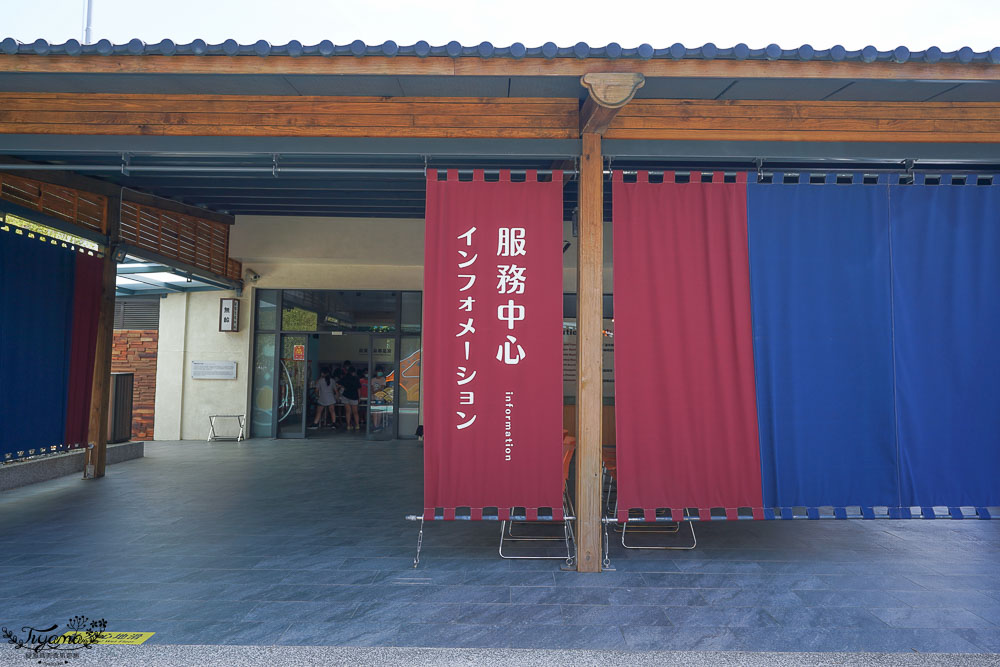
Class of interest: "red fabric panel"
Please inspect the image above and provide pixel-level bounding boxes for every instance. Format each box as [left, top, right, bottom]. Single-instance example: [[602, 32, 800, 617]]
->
[[670, 508, 684, 522], [64, 253, 103, 447], [725, 508, 739, 521], [470, 507, 483, 521], [698, 508, 712, 522], [612, 172, 763, 512], [423, 170, 564, 515]]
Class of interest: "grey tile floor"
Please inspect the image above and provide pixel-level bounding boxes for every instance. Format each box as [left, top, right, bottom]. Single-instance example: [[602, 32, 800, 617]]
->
[[0, 437, 997, 655]]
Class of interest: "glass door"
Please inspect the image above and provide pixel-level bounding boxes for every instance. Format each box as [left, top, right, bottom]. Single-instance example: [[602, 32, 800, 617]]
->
[[397, 336, 421, 439], [368, 335, 396, 440], [278, 334, 308, 438]]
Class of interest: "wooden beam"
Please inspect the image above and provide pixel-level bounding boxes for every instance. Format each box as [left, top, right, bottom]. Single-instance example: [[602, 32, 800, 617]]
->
[[85, 249, 117, 478], [575, 131, 604, 573], [4, 94, 998, 143], [2, 55, 999, 82]]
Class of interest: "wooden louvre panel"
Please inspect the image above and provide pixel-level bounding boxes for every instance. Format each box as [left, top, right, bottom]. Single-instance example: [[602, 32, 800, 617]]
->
[[0, 172, 107, 234], [119, 201, 231, 278]]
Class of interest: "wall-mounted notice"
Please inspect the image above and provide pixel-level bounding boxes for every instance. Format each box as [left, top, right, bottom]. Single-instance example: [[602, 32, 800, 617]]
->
[[219, 298, 240, 332], [191, 360, 238, 380]]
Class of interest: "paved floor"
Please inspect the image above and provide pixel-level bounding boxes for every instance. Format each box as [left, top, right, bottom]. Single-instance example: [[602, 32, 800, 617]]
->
[[0, 437, 998, 659]]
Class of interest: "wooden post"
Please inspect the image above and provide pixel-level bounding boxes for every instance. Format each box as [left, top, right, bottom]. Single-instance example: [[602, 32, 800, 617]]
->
[[575, 73, 644, 572], [575, 131, 604, 572], [85, 251, 117, 478], [86, 196, 120, 479]]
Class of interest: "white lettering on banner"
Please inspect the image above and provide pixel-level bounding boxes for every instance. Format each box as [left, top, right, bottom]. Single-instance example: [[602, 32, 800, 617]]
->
[[497, 228, 526, 257], [503, 391, 514, 461], [457, 250, 478, 268], [455, 226, 480, 430], [497, 300, 526, 330], [496, 228, 528, 461], [457, 226, 477, 246], [456, 411, 477, 429], [496, 335, 526, 365], [496, 264, 527, 294]]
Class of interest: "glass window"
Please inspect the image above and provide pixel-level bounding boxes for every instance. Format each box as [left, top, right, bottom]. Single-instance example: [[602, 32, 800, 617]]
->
[[282, 290, 398, 333], [401, 292, 422, 333], [256, 289, 279, 330]]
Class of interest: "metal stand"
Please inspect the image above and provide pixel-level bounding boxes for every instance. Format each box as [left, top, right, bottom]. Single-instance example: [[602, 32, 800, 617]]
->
[[412, 517, 424, 568], [499, 516, 576, 567], [208, 414, 246, 442], [498, 482, 577, 566], [619, 513, 697, 550]]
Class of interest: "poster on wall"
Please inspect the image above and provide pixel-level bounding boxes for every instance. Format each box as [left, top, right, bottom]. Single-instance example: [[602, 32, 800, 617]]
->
[[423, 169, 565, 518]]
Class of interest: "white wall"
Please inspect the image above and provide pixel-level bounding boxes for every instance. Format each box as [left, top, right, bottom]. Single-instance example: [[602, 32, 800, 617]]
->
[[153, 290, 253, 441]]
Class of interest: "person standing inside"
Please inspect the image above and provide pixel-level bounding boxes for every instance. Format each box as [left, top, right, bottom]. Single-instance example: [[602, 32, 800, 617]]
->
[[310, 367, 337, 429], [340, 366, 363, 431]]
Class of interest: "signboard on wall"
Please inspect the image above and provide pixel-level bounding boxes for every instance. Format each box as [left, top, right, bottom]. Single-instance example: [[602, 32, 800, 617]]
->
[[219, 298, 240, 332], [293, 344, 305, 361], [191, 360, 237, 380]]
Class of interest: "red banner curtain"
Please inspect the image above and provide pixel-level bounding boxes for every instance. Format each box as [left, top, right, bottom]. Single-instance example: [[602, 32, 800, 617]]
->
[[612, 171, 763, 520], [423, 169, 564, 519], [64, 252, 103, 447]]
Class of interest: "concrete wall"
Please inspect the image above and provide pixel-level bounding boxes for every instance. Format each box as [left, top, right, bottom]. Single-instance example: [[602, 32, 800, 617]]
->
[[153, 290, 253, 441]]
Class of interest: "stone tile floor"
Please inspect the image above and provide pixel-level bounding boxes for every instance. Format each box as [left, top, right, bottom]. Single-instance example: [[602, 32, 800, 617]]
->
[[0, 437, 997, 655]]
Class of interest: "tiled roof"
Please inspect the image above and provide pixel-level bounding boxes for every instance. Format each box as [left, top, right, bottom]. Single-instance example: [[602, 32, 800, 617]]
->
[[2, 38, 999, 64]]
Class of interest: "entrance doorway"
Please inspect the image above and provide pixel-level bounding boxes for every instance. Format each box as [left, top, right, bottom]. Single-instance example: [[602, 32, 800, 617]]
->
[[250, 290, 421, 440]]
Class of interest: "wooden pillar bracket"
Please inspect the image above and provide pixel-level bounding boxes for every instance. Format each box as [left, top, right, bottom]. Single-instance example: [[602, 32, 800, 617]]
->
[[579, 73, 646, 135]]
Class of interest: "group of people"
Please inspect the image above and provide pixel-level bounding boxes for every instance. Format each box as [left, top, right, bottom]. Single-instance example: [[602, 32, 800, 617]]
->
[[310, 361, 387, 432]]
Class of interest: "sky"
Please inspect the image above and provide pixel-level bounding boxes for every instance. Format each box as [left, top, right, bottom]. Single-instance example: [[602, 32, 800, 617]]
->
[[1, 0, 997, 52]]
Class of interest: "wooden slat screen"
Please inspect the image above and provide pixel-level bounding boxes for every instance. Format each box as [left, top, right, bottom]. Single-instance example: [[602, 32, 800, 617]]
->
[[120, 201, 231, 278], [0, 172, 107, 234], [226, 257, 242, 281]]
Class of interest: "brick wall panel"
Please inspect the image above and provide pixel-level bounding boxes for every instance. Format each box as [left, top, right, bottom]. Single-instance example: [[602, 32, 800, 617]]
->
[[111, 329, 158, 441]]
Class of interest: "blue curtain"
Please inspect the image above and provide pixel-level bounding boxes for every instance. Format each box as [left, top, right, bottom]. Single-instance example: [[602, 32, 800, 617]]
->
[[748, 181, 899, 508], [891, 183, 1000, 508], [0, 229, 76, 459]]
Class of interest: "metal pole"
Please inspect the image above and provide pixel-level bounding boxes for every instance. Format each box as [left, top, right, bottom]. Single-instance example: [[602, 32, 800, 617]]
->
[[83, 0, 94, 45]]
